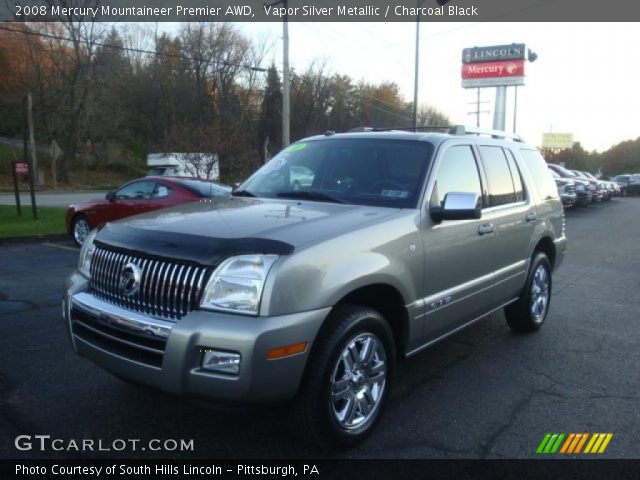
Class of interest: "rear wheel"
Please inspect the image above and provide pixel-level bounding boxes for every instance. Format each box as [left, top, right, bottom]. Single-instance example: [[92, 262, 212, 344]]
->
[[505, 252, 551, 333], [292, 305, 395, 448], [71, 214, 91, 247]]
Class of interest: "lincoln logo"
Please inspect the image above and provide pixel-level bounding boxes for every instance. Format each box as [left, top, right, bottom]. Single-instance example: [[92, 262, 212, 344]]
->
[[119, 262, 141, 296]]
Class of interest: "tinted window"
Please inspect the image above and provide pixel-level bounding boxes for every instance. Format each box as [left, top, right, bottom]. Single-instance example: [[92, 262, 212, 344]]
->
[[238, 139, 434, 208], [520, 149, 559, 201], [479, 146, 516, 206], [115, 181, 155, 200], [504, 149, 525, 202], [432, 146, 482, 206]]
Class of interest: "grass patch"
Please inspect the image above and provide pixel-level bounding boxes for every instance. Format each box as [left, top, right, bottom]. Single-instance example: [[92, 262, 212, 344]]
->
[[0, 204, 66, 238]]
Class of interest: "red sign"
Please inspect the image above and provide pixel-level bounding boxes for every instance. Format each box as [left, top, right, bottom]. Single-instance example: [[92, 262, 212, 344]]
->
[[13, 161, 29, 175], [461, 60, 525, 79]]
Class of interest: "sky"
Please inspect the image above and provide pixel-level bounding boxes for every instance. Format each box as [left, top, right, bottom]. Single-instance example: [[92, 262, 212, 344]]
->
[[167, 22, 640, 152]]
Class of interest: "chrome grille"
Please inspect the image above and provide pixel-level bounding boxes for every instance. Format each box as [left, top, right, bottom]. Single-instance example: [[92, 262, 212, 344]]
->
[[565, 184, 576, 195], [89, 246, 209, 321]]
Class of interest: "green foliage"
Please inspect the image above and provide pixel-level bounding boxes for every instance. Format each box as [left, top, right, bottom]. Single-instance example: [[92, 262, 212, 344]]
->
[[0, 205, 66, 238], [601, 137, 640, 176]]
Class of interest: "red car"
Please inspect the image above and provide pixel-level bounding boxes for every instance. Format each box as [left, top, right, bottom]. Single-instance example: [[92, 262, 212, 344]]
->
[[66, 176, 231, 246]]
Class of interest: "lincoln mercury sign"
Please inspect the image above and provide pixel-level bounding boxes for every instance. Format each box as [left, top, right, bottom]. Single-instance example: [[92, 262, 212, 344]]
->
[[461, 43, 526, 88]]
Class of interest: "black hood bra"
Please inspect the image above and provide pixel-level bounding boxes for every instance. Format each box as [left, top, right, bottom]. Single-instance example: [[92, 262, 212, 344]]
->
[[95, 222, 294, 266]]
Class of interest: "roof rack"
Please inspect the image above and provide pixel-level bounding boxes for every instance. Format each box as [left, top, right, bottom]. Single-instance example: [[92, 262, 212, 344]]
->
[[347, 125, 524, 142], [448, 125, 524, 142], [348, 125, 452, 133]]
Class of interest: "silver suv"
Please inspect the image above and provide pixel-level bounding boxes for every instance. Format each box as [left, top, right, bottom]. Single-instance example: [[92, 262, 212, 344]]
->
[[63, 126, 566, 446]]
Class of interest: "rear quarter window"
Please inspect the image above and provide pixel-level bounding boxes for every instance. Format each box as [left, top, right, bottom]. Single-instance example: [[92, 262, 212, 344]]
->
[[519, 149, 559, 201]]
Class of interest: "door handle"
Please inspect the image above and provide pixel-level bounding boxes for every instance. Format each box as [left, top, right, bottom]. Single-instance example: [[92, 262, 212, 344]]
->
[[525, 212, 537, 222], [477, 223, 494, 235]]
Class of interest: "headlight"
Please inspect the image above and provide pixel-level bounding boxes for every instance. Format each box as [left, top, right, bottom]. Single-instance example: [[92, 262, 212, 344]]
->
[[200, 254, 278, 315], [78, 229, 97, 277]]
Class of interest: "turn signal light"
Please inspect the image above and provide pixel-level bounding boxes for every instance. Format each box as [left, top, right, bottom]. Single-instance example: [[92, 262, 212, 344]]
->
[[266, 342, 308, 360]]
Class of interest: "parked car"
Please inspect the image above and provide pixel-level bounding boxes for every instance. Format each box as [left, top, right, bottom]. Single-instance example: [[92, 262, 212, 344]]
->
[[64, 126, 566, 447], [548, 164, 592, 206], [550, 170, 577, 208], [66, 176, 231, 246], [612, 174, 631, 196], [575, 170, 611, 201], [569, 170, 604, 202]]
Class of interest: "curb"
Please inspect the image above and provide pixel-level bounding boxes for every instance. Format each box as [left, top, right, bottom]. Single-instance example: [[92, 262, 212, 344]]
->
[[0, 233, 70, 245]]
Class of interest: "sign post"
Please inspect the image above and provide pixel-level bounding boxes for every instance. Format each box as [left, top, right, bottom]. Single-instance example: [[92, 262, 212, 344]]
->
[[10, 161, 28, 216]]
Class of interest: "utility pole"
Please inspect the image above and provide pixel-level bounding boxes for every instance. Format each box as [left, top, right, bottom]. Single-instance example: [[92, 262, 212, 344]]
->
[[266, 0, 290, 147], [25, 93, 38, 219], [282, 0, 290, 147], [412, 0, 426, 128], [467, 89, 489, 127]]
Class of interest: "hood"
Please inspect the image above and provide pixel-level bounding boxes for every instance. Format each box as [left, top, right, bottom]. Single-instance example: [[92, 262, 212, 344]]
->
[[95, 196, 399, 265], [71, 198, 110, 210]]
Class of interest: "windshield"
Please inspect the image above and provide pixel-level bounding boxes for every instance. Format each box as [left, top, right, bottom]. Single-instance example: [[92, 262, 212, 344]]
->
[[235, 139, 434, 208]]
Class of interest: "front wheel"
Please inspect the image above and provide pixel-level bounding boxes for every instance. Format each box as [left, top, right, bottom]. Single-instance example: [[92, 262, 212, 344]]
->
[[292, 305, 395, 448], [505, 252, 552, 333], [71, 214, 91, 247]]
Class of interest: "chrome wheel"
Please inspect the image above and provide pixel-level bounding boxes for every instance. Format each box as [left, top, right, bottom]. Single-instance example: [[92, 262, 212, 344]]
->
[[330, 332, 387, 430], [530, 265, 549, 323], [73, 218, 90, 246]]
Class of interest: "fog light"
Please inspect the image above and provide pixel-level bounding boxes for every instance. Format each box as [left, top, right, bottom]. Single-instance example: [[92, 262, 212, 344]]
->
[[201, 349, 241, 375]]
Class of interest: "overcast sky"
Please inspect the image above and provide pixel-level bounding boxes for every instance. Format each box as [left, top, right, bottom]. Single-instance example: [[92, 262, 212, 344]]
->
[[168, 22, 639, 152]]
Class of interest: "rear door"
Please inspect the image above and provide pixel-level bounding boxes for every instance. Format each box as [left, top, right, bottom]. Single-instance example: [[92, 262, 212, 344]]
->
[[418, 142, 501, 343], [475, 145, 534, 302]]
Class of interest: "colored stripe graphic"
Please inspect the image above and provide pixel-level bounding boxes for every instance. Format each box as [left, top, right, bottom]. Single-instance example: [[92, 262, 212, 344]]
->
[[584, 433, 613, 454], [538, 433, 614, 454], [537, 433, 565, 453]]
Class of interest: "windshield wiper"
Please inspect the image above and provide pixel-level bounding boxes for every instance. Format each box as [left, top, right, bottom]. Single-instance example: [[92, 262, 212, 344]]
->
[[232, 189, 256, 197], [276, 191, 345, 204]]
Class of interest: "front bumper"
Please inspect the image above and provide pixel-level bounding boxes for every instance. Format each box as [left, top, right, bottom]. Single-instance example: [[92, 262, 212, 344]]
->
[[560, 193, 576, 207], [63, 273, 329, 404]]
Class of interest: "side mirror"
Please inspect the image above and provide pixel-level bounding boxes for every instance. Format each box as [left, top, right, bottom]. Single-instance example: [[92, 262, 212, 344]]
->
[[105, 191, 115, 201], [430, 192, 482, 223]]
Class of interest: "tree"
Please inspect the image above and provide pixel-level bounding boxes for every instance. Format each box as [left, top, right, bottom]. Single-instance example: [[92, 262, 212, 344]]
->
[[257, 64, 282, 161]]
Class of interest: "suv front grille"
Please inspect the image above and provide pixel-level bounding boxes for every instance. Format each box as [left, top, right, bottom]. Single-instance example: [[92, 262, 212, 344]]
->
[[90, 246, 209, 321], [565, 184, 576, 195]]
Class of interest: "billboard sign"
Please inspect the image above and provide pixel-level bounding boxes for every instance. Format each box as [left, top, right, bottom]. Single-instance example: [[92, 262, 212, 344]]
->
[[462, 60, 524, 79], [462, 44, 526, 64], [542, 133, 574, 149]]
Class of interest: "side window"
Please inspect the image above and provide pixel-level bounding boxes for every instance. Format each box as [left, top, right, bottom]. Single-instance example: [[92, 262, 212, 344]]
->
[[432, 145, 482, 206], [115, 181, 155, 200], [479, 146, 517, 207], [504, 149, 525, 202], [152, 183, 172, 199], [519, 149, 558, 201]]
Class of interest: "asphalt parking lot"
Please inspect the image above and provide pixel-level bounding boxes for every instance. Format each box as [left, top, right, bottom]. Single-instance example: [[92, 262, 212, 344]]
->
[[1, 198, 639, 459]]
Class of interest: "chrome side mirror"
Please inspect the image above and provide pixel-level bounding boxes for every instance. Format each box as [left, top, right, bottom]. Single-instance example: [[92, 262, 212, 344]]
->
[[430, 192, 482, 223]]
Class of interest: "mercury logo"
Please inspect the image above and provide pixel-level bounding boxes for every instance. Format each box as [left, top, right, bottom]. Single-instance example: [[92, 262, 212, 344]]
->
[[119, 262, 141, 296], [506, 63, 518, 74]]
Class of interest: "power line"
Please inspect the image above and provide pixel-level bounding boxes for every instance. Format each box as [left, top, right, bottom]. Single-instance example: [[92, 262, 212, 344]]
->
[[0, 24, 268, 72]]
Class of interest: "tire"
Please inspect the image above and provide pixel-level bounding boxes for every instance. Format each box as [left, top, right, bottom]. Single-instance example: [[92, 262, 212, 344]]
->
[[505, 252, 552, 333], [292, 305, 396, 448], [71, 214, 92, 247]]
